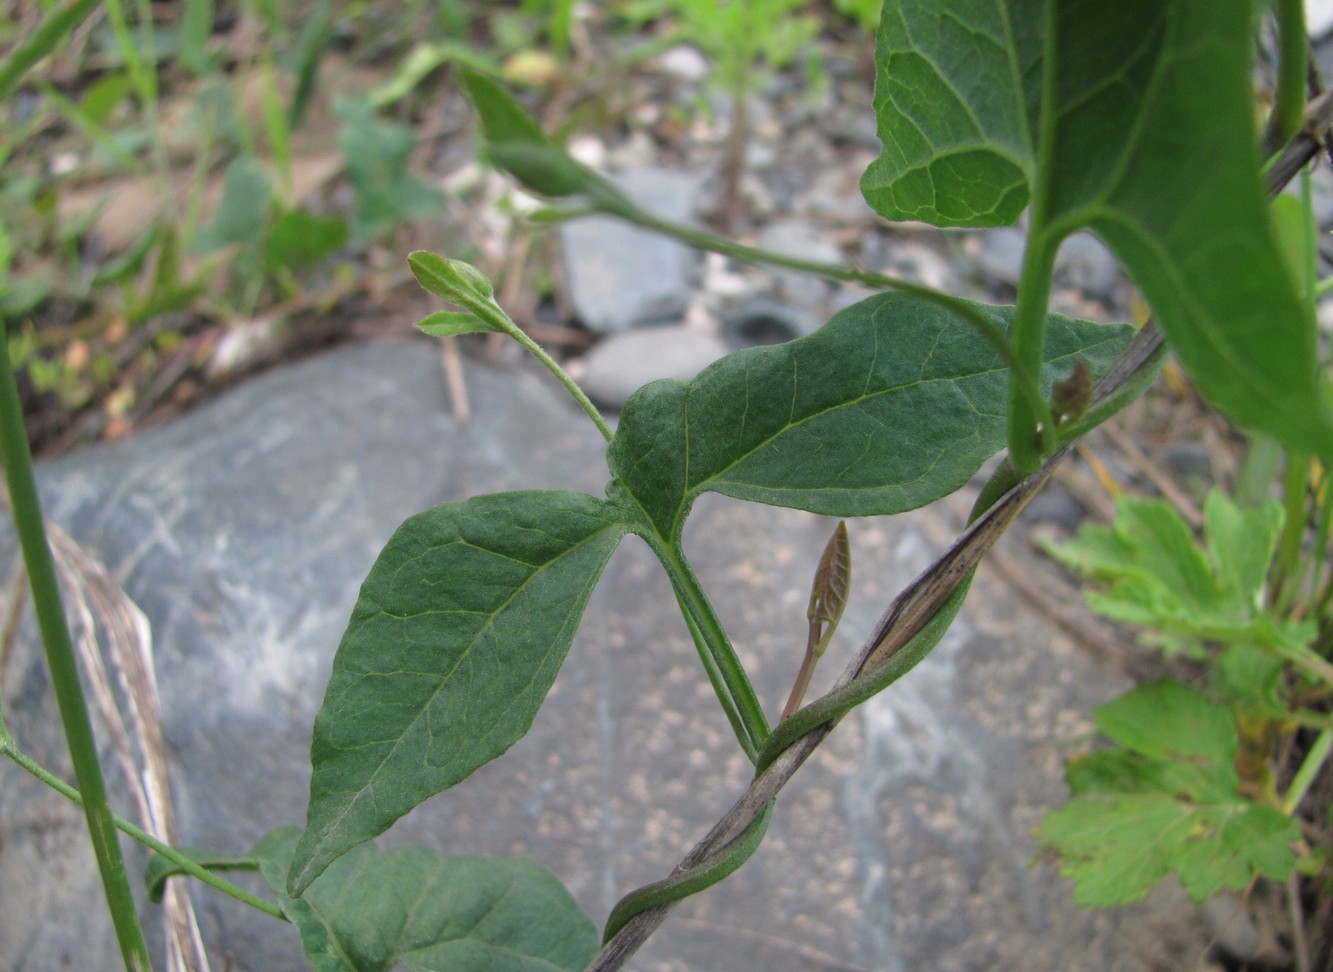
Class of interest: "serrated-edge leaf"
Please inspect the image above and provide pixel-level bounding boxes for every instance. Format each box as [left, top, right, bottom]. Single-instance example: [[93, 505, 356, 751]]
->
[[1048, 492, 1305, 652], [290, 491, 628, 894], [607, 291, 1133, 540], [257, 827, 598, 972], [1040, 793, 1300, 906], [1092, 681, 1237, 796], [1201, 491, 1283, 611]]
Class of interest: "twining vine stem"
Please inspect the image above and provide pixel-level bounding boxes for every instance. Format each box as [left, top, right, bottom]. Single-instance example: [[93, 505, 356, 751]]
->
[[585, 93, 1328, 972]]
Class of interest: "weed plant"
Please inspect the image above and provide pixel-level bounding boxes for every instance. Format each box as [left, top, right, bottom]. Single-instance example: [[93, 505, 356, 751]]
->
[[2, 2, 1333, 970]]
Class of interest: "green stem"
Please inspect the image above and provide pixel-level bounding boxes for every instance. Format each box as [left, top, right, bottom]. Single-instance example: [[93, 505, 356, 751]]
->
[[426, 262, 615, 443], [0, 0, 102, 101], [1002, 0, 1066, 475], [1302, 170, 1319, 306], [1265, 0, 1308, 157], [1273, 451, 1310, 610], [1311, 476, 1333, 632], [673, 590, 754, 761], [1006, 232, 1059, 473], [506, 326, 613, 442], [0, 337, 152, 970], [1284, 728, 1333, 814], [595, 196, 1052, 438], [1236, 433, 1283, 507], [1, 739, 288, 922], [655, 539, 769, 759]]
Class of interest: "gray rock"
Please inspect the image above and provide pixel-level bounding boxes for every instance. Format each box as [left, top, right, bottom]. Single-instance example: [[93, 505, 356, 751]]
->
[[1200, 892, 1261, 961], [1, 340, 1201, 971], [805, 162, 876, 222], [1314, 0, 1333, 38], [818, 104, 882, 150], [881, 237, 964, 293], [722, 294, 822, 347], [559, 168, 700, 333], [576, 325, 729, 407], [1161, 440, 1215, 484], [1018, 479, 1087, 531], [656, 45, 709, 83], [1054, 232, 1121, 304], [973, 226, 1027, 288], [756, 219, 842, 308]]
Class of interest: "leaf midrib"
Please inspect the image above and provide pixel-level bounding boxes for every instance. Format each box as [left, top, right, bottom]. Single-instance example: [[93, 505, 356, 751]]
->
[[306, 515, 625, 871], [671, 326, 1119, 530]]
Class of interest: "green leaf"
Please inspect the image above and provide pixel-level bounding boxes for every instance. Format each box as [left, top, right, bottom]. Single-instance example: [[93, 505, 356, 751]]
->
[[408, 252, 512, 336], [409, 251, 495, 306], [607, 291, 1132, 540], [179, 0, 216, 76], [861, 0, 1041, 226], [257, 827, 597, 972], [1092, 680, 1238, 802], [290, 491, 628, 894], [337, 96, 442, 243], [370, 42, 498, 108], [265, 208, 348, 271], [1043, 681, 1300, 904], [1201, 490, 1282, 613], [416, 311, 495, 337], [192, 155, 272, 252], [78, 72, 134, 126], [1044, 491, 1314, 657], [461, 71, 596, 198], [1040, 792, 1299, 906], [1214, 643, 1285, 710], [863, 0, 1333, 458]]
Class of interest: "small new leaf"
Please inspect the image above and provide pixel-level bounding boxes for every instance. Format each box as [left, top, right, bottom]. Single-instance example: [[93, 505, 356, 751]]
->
[[1051, 358, 1091, 427], [409, 251, 517, 340], [808, 520, 851, 657], [409, 251, 494, 309], [416, 310, 496, 338]]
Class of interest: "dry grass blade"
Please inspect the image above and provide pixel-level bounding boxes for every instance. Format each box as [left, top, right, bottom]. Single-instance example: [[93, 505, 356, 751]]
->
[[0, 482, 210, 972], [43, 520, 210, 972]]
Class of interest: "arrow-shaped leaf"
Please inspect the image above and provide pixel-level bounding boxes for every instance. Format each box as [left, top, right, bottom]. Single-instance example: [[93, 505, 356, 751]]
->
[[861, 0, 1043, 227], [258, 827, 598, 971], [862, 0, 1333, 458], [607, 291, 1132, 540], [289, 491, 628, 894]]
